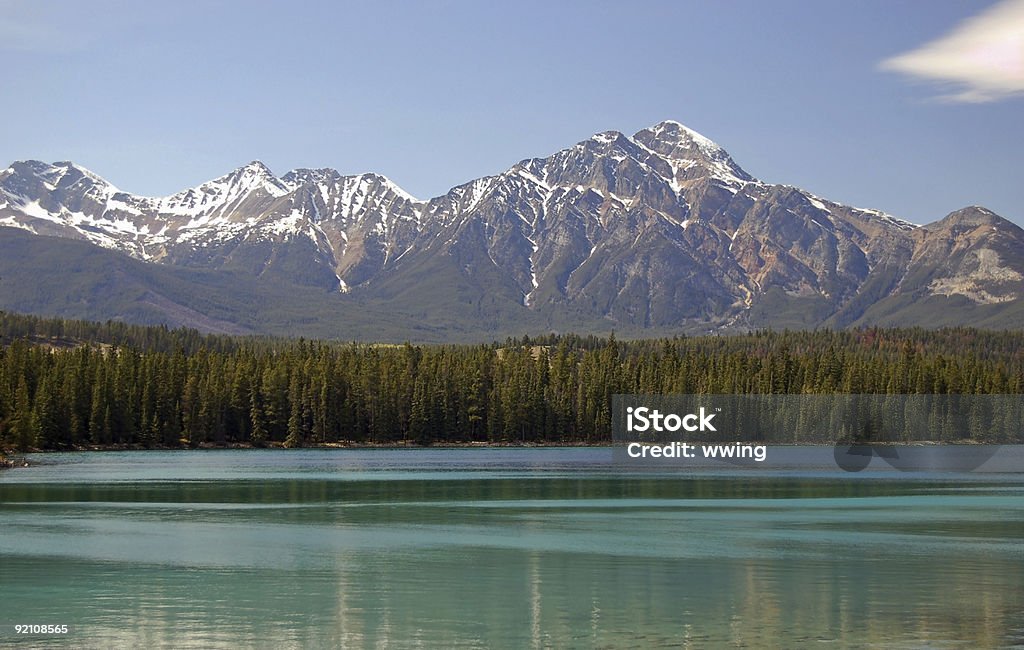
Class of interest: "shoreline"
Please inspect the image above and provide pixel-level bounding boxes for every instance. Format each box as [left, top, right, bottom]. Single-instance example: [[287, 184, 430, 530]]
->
[[1, 439, 603, 460], [3, 438, 1005, 456]]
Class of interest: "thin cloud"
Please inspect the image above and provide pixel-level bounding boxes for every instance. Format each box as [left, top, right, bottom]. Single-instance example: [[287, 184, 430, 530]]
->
[[880, 0, 1024, 103], [0, 1, 157, 53], [0, 4, 56, 51], [0, 1, 91, 52]]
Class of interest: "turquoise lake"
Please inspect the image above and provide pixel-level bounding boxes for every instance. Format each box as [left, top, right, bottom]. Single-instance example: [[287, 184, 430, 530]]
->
[[1, 448, 1023, 648]]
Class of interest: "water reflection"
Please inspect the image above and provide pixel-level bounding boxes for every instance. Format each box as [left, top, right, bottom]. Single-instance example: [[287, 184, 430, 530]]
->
[[1, 449, 1022, 648]]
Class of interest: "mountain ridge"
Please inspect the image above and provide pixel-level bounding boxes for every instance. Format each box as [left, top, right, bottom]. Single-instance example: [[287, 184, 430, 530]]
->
[[2, 120, 1022, 340]]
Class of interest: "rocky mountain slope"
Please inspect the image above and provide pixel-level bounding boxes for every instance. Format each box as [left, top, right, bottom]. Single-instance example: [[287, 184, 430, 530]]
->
[[1, 120, 1022, 339]]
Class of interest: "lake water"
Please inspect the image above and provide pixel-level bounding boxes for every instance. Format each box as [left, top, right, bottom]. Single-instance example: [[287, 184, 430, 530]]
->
[[1, 448, 1023, 648]]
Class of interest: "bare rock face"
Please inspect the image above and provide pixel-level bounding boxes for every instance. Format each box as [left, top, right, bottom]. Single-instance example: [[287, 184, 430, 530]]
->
[[2, 121, 1023, 335]]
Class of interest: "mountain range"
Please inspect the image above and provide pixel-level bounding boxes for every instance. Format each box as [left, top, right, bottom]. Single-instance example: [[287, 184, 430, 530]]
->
[[2, 120, 1023, 341]]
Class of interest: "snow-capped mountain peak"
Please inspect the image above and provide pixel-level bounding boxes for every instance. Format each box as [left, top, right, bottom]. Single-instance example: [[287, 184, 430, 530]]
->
[[633, 121, 755, 188], [647, 120, 722, 153], [194, 160, 291, 198]]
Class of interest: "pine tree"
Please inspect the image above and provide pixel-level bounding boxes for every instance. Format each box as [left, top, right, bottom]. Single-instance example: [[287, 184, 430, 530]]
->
[[11, 376, 35, 450]]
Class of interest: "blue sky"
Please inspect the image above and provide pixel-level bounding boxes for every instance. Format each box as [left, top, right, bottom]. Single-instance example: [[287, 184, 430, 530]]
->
[[1, 0, 1021, 225]]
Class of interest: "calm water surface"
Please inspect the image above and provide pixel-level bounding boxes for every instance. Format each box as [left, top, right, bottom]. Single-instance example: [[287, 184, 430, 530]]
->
[[1, 448, 1023, 648]]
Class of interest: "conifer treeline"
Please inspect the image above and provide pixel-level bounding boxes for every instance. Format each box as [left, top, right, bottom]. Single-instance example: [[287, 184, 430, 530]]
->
[[1, 312, 1022, 450]]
